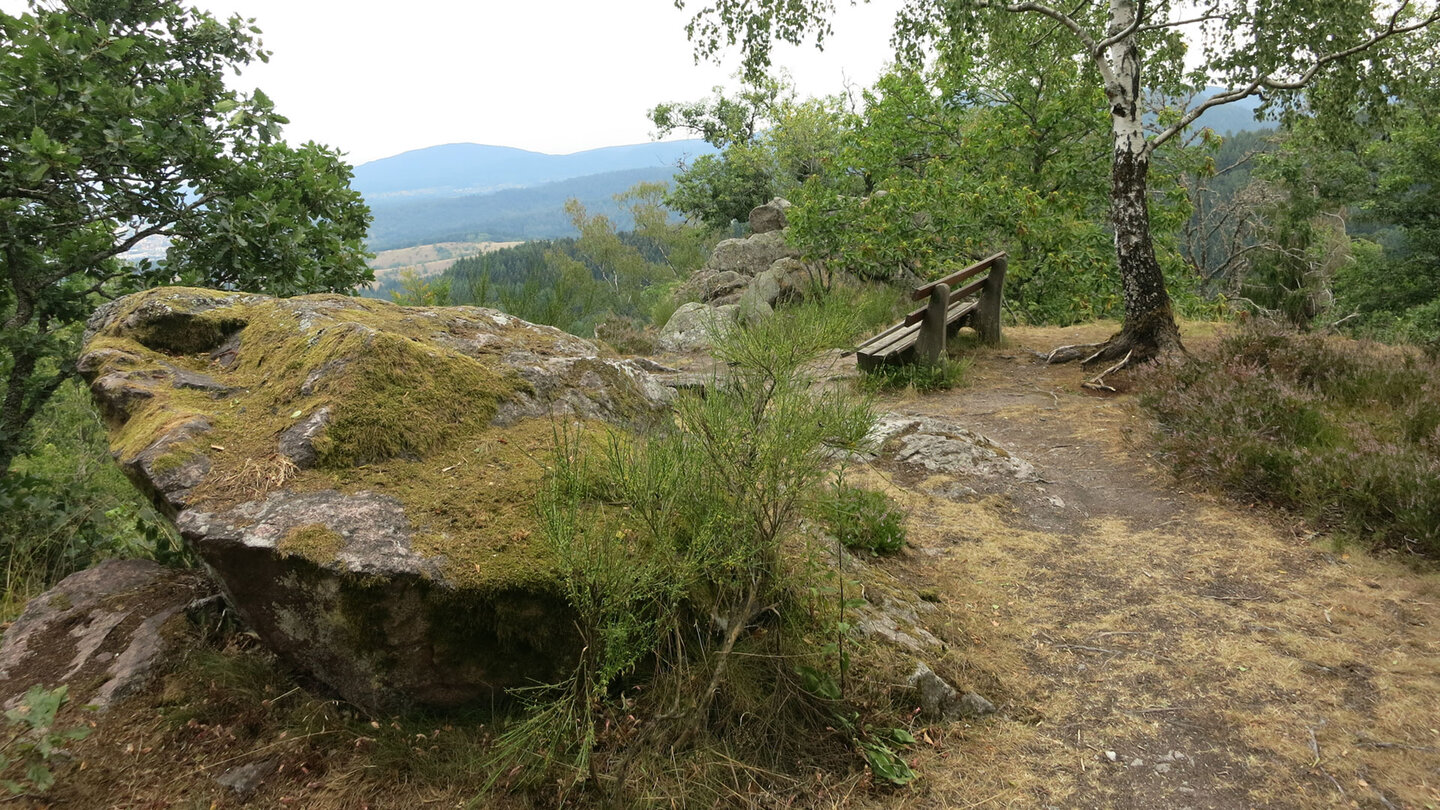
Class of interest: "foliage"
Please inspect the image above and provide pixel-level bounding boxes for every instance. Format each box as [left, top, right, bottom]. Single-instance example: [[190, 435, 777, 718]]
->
[[1, 380, 181, 621], [815, 482, 908, 555], [778, 57, 1208, 326], [654, 76, 858, 229], [445, 183, 719, 337], [0, 0, 372, 477], [484, 298, 890, 801], [674, 0, 1440, 354], [388, 269, 452, 307], [1, 685, 91, 796], [1139, 323, 1440, 557]]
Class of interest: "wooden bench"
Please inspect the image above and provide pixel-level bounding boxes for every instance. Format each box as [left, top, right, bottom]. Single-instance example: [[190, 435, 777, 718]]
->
[[855, 252, 1007, 371]]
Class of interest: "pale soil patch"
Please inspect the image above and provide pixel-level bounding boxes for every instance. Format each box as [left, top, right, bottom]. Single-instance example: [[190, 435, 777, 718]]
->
[[844, 323, 1440, 809], [366, 240, 523, 284]]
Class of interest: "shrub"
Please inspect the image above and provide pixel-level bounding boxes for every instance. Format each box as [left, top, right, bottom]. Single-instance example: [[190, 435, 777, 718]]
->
[[2, 382, 183, 620], [593, 316, 658, 355], [1138, 322, 1440, 557], [483, 296, 905, 801], [816, 483, 907, 554]]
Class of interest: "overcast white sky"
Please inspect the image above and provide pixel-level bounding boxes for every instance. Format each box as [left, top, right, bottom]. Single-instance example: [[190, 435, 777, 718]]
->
[[4, 0, 901, 164]]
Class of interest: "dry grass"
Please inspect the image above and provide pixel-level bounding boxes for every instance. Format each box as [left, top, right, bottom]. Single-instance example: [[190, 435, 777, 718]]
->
[[841, 321, 1440, 808]]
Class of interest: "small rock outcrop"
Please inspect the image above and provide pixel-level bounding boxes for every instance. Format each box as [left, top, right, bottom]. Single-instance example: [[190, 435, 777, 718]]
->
[[658, 302, 739, 353], [870, 415, 1039, 483], [80, 288, 673, 712], [907, 662, 998, 722], [0, 559, 213, 710], [662, 198, 828, 351], [747, 197, 791, 234]]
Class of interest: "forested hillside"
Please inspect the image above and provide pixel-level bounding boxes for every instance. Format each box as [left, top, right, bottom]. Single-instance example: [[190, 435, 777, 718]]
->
[[366, 166, 679, 250]]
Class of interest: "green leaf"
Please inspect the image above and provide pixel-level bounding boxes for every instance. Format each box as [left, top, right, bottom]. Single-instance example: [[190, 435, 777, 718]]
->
[[104, 37, 134, 58]]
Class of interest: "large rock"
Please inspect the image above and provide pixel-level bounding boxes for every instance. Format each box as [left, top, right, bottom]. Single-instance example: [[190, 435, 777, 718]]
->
[[658, 302, 738, 353], [80, 288, 674, 712], [676, 269, 750, 307], [0, 559, 214, 710], [747, 197, 791, 234], [706, 230, 799, 279]]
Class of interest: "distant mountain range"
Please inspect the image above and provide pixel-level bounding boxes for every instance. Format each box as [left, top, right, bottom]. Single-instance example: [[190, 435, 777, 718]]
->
[[356, 140, 717, 250], [354, 140, 718, 202], [364, 166, 683, 251], [357, 91, 1274, 252]]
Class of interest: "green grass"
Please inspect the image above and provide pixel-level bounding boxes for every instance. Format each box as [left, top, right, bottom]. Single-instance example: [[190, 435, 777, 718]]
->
[[816, 482, 908, 555], [860, 356, 972, 394]]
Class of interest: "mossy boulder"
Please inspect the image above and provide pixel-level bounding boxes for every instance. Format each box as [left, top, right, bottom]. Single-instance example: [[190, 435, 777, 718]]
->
[[80, 288, 672, 712]]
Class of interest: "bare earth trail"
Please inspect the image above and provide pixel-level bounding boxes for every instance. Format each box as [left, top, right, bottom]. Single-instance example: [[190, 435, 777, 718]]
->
[[841, 324, 1440, 809]]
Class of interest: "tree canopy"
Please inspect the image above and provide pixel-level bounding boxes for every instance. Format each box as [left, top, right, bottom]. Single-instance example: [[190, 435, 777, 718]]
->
[[0, 0, 373, 474], [675, 0, 1440, 367]]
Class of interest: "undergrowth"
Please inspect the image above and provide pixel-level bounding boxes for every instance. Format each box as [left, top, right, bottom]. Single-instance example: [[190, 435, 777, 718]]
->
[[480, 298, 920, 804], [2, 380, 183, 621], [816, 481, 909, 555], [1139, 322, 1440, 557]]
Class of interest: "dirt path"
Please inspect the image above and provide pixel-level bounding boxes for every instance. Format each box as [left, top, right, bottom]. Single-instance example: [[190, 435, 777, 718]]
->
[[846, 324, 1440, 809]]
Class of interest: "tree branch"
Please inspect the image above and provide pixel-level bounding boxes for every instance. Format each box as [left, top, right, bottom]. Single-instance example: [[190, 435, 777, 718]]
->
[[985, 0, 1122, 89], [1148, 3, 1440, 153]]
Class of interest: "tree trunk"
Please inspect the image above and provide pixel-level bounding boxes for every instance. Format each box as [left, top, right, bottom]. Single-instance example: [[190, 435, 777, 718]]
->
[[1049, 0, 1185, 366], [1102, 146, 1184, 363]]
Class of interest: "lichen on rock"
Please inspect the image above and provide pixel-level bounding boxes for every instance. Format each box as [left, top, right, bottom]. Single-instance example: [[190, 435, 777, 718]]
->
[[80, 287, 673, 711]]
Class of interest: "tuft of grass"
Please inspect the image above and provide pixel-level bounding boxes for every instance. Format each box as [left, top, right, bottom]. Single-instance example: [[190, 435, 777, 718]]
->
[[1138, 321, 1440, 557], [816, 482, 908, 555], [861, 357, 972, 394], [473, 298, 915, 804]]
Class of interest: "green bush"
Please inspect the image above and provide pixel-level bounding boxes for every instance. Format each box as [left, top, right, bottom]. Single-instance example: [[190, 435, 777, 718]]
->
[[1, 685, 91, 797], [483, 297, 896, 801], [816, 483, 907, 555], [2, 382, 183, 620], [1138, 322, 1440, 557]]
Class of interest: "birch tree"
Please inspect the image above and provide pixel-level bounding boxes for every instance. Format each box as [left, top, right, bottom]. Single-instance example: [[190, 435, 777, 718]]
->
[[675, 0, 1440, 369]]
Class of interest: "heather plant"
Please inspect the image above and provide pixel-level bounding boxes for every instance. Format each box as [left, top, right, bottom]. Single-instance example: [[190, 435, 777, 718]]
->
[[1139, 322, 1440, 557]]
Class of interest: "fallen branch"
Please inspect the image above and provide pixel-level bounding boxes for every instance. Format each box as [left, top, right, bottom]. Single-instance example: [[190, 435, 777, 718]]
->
[[1356, 737, 1440, 753]]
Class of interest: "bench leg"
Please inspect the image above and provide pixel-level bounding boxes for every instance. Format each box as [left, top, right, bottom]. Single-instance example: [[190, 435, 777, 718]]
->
[[917, 282, 950, 364], [976, 257, 1006, 345]]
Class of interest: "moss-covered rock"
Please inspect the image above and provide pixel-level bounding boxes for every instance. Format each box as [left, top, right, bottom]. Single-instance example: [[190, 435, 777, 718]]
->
[[81, 288, 672, 712]]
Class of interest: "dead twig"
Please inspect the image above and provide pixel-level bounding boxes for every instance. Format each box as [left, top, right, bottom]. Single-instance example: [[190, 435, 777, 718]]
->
[[1308, 725, 1346, 799], [1356, 737, 1440, 753]]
